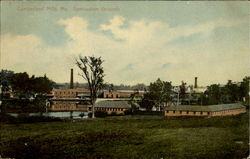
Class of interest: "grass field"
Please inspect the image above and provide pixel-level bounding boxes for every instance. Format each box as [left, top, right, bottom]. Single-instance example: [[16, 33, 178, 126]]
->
[[0, 113, 249, 159]]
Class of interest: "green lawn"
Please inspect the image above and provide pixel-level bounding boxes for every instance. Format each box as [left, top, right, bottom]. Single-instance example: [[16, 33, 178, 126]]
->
[[0, 114, 249, 159]]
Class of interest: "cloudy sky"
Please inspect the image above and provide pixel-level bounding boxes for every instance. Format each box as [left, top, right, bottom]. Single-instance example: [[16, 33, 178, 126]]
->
[[1, 1, 249, 86]]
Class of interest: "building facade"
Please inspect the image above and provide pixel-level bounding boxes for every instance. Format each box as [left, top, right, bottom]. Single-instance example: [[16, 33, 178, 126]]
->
[[52, 89, 89, 98], [91, 100, 131, 115], [49, 101, 88, 111], [164, 103, 246, 117], [103, 90, 145, 98]]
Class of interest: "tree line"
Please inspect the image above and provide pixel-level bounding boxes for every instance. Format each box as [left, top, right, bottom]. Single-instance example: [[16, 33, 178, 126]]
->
[[139, 77, 249, 110], [0, 70, 55, 99]]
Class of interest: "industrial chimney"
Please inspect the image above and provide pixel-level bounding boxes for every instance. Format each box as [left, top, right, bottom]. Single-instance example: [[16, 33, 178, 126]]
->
[[194, 77, 198, 88], [70, 68, 74, 89]]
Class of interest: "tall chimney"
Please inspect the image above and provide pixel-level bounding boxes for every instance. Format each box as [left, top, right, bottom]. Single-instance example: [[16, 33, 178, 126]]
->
[[194, 77, 198, 88], [70, 68, 74, 89]]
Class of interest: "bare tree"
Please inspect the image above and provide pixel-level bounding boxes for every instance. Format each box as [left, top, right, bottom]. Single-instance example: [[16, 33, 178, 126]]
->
[[76, 56, 104, 118]]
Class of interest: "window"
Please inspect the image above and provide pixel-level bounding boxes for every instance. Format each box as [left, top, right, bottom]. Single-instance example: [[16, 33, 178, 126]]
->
[[194, 112, 196, 114], [180, 111, 182, 114], [166, 110, 169, 113], [187, 111, 189, 114], [116, 94, 119, 98], [106, 95, 109, 98], [173, 111, 175, 114], [201, 112, 203, 115]]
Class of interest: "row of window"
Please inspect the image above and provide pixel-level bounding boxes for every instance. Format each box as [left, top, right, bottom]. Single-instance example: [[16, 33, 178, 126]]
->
[[106, 94, 119, 98], [53, 106, 76, 108], [55, 92, 76, 95], [166, 110, 210, 115], [95, 107, 126, 111]]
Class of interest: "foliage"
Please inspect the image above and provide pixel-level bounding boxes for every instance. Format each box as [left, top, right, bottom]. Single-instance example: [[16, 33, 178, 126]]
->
[[88, 110, 108, 118], [129, 89, 140, 112], [0, 112, 62, 124], [179, 81, 187, 97], [240, 77, 250, 106], [124, 109, 133, 115], [1, 99, 48, 113], [140, 78, 172, 110], [0, 70, 14, 92], [79, 112, 85, 118], [0, 69, 55, 99], [76, 56, 105, 118], [202, 77, 249, 105]]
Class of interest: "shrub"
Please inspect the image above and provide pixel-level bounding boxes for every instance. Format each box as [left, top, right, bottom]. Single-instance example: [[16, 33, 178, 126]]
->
[[79, 112, 85, 118], [124, 109, 132, 115], [110, 112, 117, 116], [0, 113, 16, 123], [0, 112, 62, 124], [88, 111, 108, 118]]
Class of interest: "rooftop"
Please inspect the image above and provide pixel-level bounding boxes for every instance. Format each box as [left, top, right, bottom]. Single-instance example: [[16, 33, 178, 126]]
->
[[95, 100, 131, 109], [164, 103, 245, 112]]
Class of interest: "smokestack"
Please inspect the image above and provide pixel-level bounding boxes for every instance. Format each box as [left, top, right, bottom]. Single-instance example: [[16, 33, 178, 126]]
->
[[194, 77, 198, 88], [70, 68, 74, 89]]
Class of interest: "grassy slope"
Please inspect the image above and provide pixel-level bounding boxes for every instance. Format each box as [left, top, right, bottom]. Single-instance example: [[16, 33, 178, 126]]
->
[[0, 114, 249, 159]]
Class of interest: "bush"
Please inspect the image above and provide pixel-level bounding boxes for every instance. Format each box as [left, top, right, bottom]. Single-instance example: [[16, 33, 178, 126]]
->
[[79, 112, 85, 118], [0, 112, 62, 124], [110, 112, 117, 116], [0, 113, 16, 123], [88, 111, 108, 118], [124, 109, 132, 115]]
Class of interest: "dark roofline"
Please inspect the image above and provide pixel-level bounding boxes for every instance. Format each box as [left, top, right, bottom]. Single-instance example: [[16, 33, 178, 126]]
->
[[164, 103, 245, 112]]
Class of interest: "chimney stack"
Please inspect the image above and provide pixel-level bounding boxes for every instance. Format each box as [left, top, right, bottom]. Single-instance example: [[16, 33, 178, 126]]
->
[[70, 68, 74, 89], [194, 77, 198, 88]]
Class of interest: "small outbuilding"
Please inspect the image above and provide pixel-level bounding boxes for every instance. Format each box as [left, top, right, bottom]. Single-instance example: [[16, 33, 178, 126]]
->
[[164, 103, 246, 117], [92, 100, 131, 115]]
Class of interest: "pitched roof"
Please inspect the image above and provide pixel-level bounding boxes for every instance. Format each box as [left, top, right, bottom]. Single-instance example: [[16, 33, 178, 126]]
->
[[95, 100, 131, 109], [164, 103, 245, 112]]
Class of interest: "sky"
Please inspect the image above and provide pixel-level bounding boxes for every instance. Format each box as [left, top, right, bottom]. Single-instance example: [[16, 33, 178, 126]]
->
[[0, 1, 249, 86]]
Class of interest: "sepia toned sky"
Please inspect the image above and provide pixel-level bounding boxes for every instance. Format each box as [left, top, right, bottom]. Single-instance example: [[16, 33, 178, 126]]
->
[[0, 1, 249, 86]]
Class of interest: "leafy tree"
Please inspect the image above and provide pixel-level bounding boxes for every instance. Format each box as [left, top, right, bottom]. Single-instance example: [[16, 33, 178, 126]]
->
[[179, 81, 187, 98], [139, 92, 155, 111], [0, 69, 14, 92], [223, 80, 240, 103], [76, 55, 105, 118], [239, 77, 249, 106], [109, 83, 114, 92], [11, 72, 31, 98], [204, 84, 221, 105], [31, 75, 55, 94], [140, 78, 172, 111], [129, 89, 140, 113]]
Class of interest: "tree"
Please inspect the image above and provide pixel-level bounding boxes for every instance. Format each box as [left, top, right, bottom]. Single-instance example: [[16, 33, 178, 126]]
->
[[239, 77, 249, 106], [205, 84, 221, 105], [11, 72, 31, 98], [179, 81, 187, 98], [129, 89, 140, 113], [140, 78, 172, 111], [31, 75, 55, 95], [0, 70, 14, 99], [76, 56, 105, 118]]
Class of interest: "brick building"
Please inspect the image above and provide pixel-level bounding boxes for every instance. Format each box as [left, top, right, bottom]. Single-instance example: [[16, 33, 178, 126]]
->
[[103, 90, 145, 98], [52, 89, 89, 98], [164, 103, 246, 117]]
